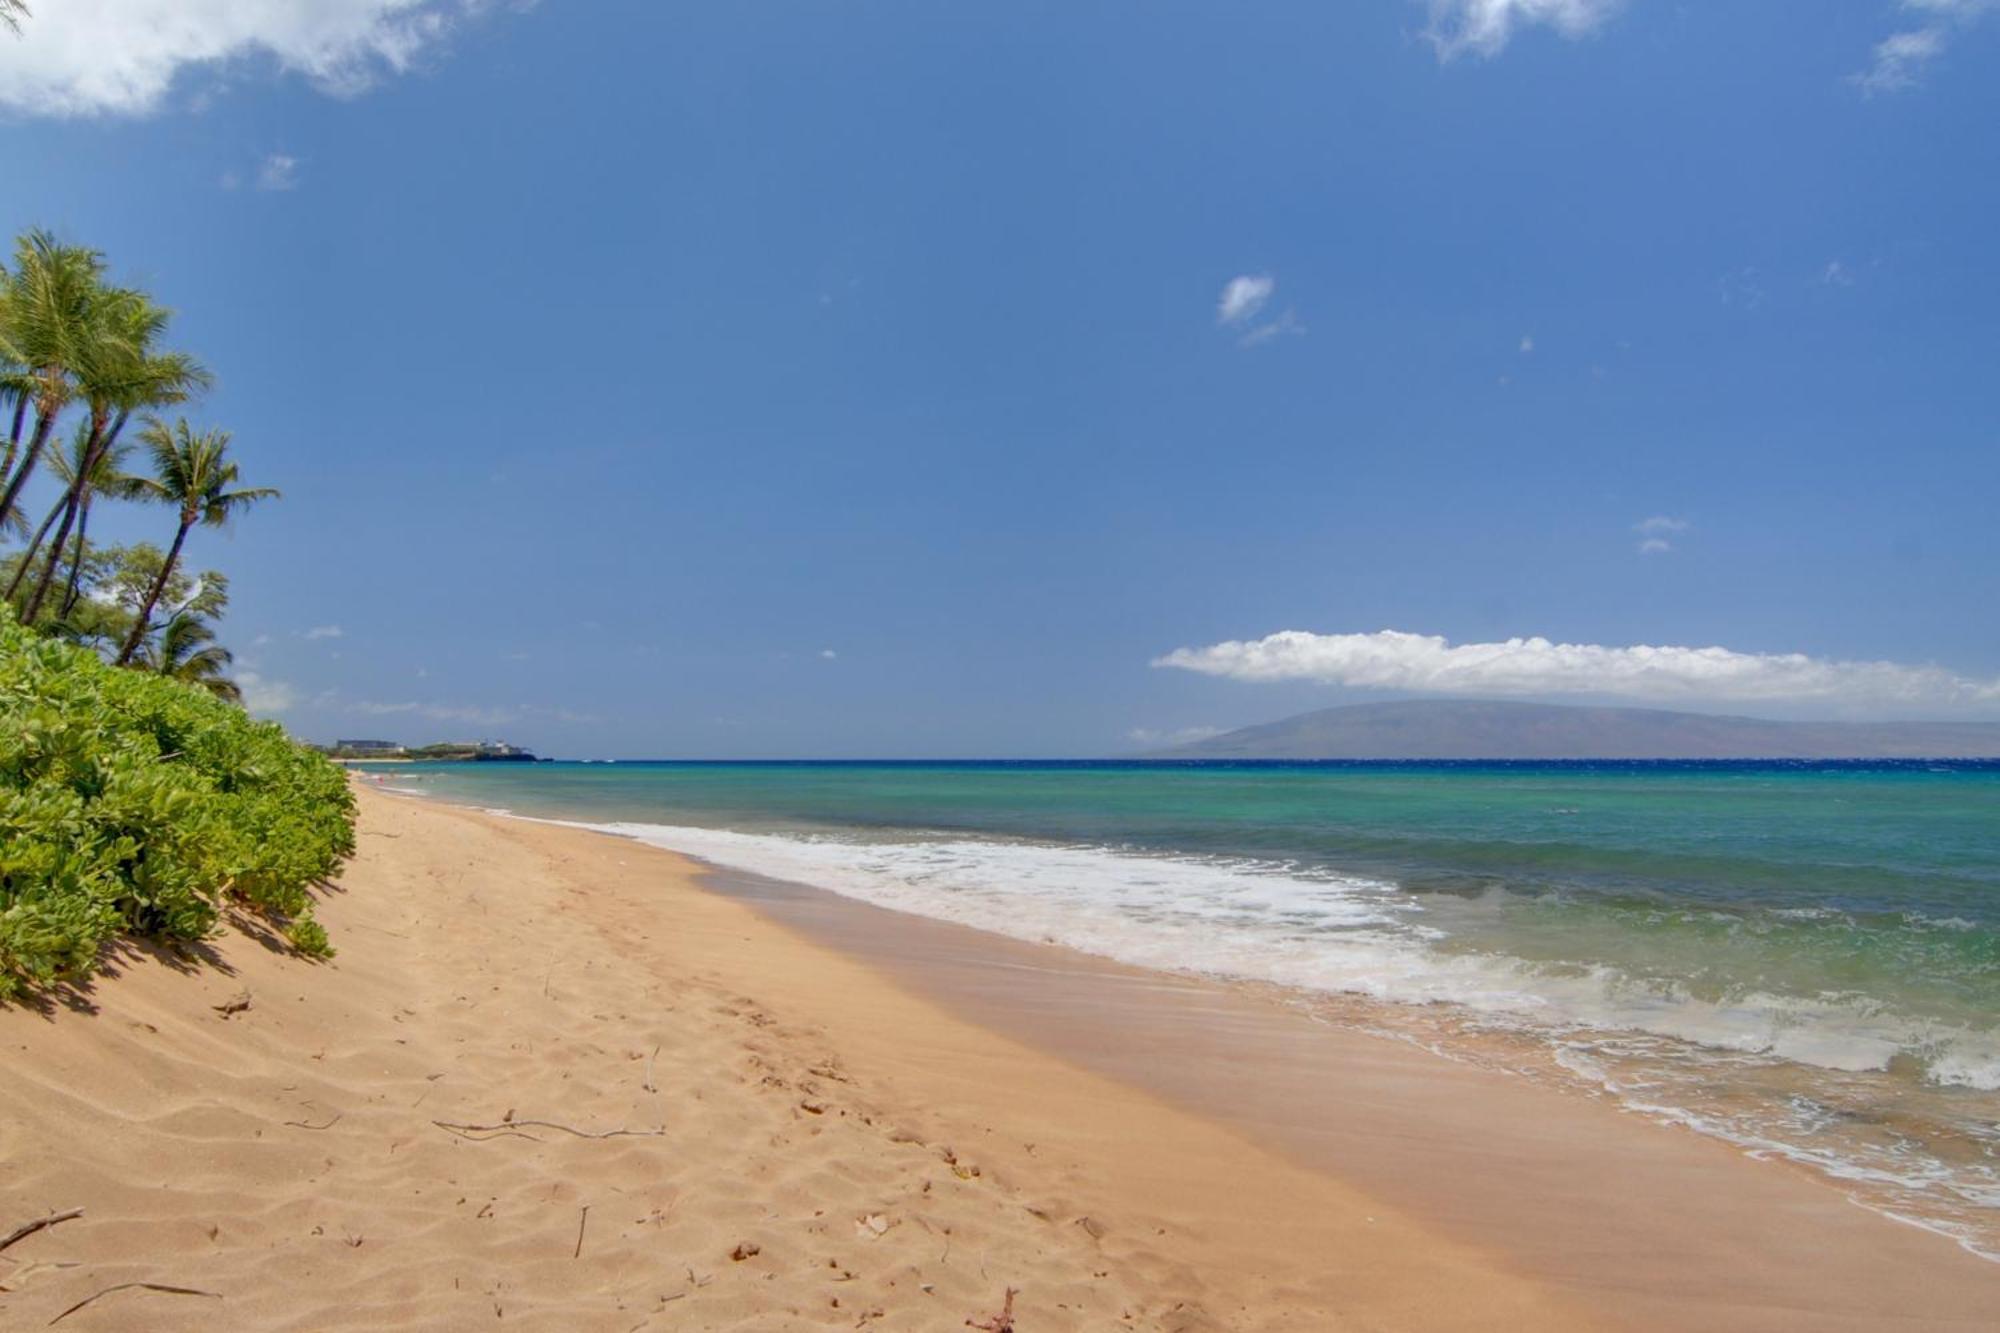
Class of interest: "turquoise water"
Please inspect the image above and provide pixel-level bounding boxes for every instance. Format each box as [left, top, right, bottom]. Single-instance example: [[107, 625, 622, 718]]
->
[[366, 759, 2000, 1254]]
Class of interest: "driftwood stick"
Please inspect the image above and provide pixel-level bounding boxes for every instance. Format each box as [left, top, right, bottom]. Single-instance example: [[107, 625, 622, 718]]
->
[[433, 1119, 664, 1141], [48, 1282, 221, 1325], [0, 1208, 84, 1253]]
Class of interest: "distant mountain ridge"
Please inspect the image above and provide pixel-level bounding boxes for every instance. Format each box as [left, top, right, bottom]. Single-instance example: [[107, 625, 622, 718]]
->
[[1147, 700, 2000, 760]]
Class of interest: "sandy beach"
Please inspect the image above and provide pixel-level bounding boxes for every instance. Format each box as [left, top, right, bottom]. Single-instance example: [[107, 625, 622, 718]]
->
[[3, 787, 1996, 1330]]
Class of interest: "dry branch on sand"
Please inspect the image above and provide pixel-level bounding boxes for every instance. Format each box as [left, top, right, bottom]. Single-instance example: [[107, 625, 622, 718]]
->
[[0, 1208, 83, 1253], [48, 1281, 221, 1324]]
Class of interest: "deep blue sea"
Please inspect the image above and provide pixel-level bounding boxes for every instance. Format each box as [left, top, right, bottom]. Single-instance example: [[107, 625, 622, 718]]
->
[[363, 759, 2000, 1256]]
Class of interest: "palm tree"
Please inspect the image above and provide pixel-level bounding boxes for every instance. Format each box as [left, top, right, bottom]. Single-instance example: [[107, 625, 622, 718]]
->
[[115, 419, 278, 666], [19, 289, 204, 623], [0, 232, 111, 537], [133, 609, 242, 703], [1, 3, 28, 34]]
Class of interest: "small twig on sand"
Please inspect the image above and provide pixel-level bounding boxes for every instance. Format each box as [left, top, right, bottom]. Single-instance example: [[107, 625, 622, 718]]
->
[[965, 1287, 1017, 1332], [283, 1113, 343, 1131], [0, 1208, 83, 1253], [573, 1205, 590, 1258], [434, 1122, 543, 1143], [433, 1119, 664, 1142], [49, 1282, 221, 1325], [643, 1045, 660, 1094]]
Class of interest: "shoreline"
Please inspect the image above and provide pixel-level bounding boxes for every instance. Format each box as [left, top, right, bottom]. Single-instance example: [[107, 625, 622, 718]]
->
[[0, 786, 1583, 1331], [4, 788, 1996, 1329], [465, 792, 2000, 1325]]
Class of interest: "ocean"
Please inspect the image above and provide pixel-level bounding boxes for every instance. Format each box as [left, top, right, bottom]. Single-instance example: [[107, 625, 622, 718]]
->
[[364, 758, 2000, 1257]]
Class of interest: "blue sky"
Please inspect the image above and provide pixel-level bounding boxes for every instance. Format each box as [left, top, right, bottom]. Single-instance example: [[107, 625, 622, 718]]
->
[[3, 1, 1997, 756]]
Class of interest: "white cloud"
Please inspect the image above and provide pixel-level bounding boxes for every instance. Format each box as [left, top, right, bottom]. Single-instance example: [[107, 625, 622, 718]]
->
[[1818, 260, 1855, 288], [1216, 274, 1275, 326], [1518, 334, 1535, 354], [819, 648, 838, 660], [237, 670, 298, 716], [257, 152, 301, 191], [0, 1, 514, 117], [1637, 537, 1673, 555], [1153, 629, 2000, 711], [1856, 1, 1999, 93], [1423, 0, 1622, 60], [303, 624, 344, 640]]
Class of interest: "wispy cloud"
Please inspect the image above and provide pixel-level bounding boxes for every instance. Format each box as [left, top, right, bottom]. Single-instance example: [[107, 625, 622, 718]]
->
[[352, 699, 519, 726], [1128, 725, 1225, 747], [819, 648, 839, 660], [342, 697, 599, 727], [1634, 514, 1689, 555], [1216, 274, 1275, 327], [1817, 260, 1855, 288], [1423, 0, 1623, 60], [1238, 308, 1306, 347], [302, 624, 344, 640], [1518, 334, 1535, 354], [1855, 1, 1998, 94], [0, 1, 519, 117], [1154, 629, 2000, 711], [257, 152, 301, 191], [237, 670, 298, 716]]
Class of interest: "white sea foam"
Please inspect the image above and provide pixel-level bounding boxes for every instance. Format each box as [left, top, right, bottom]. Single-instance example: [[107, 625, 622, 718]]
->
[[555, 819, 1998, 1091], [498, 813, 2000, 1256]]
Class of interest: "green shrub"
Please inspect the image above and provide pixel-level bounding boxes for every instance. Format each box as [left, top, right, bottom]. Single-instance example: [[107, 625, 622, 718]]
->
[[0, 608, 353, 999]]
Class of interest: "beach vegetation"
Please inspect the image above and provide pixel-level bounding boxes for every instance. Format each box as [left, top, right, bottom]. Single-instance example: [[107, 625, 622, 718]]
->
[[0, 224, 349, 1000], [0, 605, 353, 1000]]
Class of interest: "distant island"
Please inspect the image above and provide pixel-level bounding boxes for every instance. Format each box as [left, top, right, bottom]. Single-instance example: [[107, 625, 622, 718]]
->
[[317, 738, 540, 763], [1146, 700, 2000, 760]]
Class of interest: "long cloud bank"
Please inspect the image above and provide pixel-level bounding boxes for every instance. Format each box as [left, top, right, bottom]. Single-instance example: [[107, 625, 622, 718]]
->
[[1153, 629, 2000, 710]]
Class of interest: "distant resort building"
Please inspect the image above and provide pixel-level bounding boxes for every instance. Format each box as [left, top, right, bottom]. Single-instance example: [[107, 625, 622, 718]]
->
[[334, 739, 406, 757]]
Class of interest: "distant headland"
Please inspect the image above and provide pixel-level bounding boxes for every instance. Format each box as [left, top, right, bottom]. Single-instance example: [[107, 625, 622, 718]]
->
[[1147, 699, 2000, 760]]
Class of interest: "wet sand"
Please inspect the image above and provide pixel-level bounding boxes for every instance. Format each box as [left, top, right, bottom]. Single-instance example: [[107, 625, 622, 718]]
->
[[709, 862, 2000, 1329]]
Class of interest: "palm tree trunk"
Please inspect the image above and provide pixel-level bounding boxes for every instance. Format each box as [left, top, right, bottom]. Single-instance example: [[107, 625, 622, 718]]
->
[[5, 490, 67, 602], [116, 518, 191, 667], [23, 413, 112, 624], [0, 404, 55, 534], [0, 392, 25, 490], [21, 490, 81, 623], [59, 495, 93, 620]]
